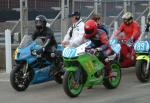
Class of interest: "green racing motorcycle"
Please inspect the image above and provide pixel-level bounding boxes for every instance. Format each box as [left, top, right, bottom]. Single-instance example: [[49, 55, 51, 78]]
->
[[62, 41, 121, 97], [134, 32, 150, 83]]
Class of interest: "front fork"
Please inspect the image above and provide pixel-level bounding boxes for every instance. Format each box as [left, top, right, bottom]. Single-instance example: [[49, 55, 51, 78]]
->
[[21, 62, 29, 78], [75, 69, 82, 83], [137, 55, 150, 74], [145, 61, 150, 74], [65, 67, 83, 84]]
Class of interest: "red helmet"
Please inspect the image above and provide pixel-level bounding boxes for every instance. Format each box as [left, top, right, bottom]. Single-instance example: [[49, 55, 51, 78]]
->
[[84, 20, 97, 39]]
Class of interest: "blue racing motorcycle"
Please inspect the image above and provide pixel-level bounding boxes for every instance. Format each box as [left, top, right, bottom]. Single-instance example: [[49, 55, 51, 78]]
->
[[10, 35, 64, 91]]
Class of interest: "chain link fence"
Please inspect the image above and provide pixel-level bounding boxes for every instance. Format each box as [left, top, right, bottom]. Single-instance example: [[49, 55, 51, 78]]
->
[[0, 0, 150, 70], [100, 0, 150, 34], [0, 0, 149, 37]]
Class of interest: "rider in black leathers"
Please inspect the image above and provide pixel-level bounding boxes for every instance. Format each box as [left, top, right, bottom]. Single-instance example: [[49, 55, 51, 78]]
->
[[32, 15, 57, 62]]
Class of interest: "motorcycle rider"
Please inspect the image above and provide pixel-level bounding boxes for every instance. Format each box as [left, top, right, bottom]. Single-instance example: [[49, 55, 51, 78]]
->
[[32, 15, 57, 61], [92, 14, 109, 36], [62, 11, 85, 47], [84, 20, 115, 89], [111, 12, 141, 67], [84, 20, 114, 62], [112, 12, 141, 42], [146, 13, 150, 32]]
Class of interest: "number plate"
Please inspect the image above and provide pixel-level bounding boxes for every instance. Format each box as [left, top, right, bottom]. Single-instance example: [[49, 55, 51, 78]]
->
[[134, 41, 150, 52], [63, 48, 77, 58]]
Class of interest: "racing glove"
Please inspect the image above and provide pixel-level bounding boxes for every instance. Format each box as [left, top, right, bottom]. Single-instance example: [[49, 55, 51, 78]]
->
[[36, 47, 45, 55], [86, 48, 103, 55], [127, 36, 134, 46]]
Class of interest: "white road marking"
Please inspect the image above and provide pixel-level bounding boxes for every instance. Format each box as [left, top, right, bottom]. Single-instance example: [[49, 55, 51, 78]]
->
[[0, 73, 9, 82], [0, 79, 9, 82], [134, 82, 150, 88], [0, 73, 8, 75]]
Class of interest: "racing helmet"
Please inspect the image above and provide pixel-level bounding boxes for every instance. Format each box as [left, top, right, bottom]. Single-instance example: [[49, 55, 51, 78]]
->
[[35, 15, 47, 31], [84, 20, 97, 39], [122, 12, 133, 25]]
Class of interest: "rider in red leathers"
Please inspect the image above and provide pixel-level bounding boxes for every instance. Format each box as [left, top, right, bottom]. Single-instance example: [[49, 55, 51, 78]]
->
[[112, 12, 141, 67], [84, 20, 123, 89], [84, 20, 116, 89], [113, 12, 141, 42], [84, 20, 113, 61]]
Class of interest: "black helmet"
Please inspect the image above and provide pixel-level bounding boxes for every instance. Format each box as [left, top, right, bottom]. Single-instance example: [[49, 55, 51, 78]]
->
[[35, 15, 47, 31], [69, 11, 81, 20]]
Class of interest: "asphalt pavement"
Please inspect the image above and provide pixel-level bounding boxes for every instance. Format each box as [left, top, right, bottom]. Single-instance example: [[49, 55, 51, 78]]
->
[[0, 67, 150, 103]]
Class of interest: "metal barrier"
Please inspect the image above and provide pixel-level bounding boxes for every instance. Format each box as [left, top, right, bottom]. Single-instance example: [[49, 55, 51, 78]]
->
[[0, 32, 5, 43], [109, 9, 124, 28], [11, 19, 20, 34], [5, 29, 12, 73], [49, 11, 61, 28], [84, 9, 95, 22], [136, 7, 149, 21]]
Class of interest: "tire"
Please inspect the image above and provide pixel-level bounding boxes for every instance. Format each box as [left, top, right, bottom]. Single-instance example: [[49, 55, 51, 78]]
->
[[54, 57, 64, 84], [136, 60, 150, 83], [103, 63, 121, 89], [10, 63, 33, 91], [63, 70, 84, 98], [54, 71, 63, 84]]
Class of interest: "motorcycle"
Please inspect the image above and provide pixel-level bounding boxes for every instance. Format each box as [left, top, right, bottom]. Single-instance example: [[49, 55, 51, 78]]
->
[[134, 32, 150, 83], [62, 41, 121, 97], [110, 34, 136, 68], [10, 35, 64, 91]]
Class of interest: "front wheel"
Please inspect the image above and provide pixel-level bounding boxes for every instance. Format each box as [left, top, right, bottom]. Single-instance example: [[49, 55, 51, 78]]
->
[[136, 60, 150, 83], [63, 70, 84, 98], [53, 56, 64, 84], [54, 71, 63, 84], [10, 63, 33, 91], [103, 63, 121, 89]]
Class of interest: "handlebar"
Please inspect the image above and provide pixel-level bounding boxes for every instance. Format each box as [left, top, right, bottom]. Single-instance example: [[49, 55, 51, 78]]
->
[[31, 49, 60, 58], [31, 49, 43, 57], [111, 36, 134, 47]]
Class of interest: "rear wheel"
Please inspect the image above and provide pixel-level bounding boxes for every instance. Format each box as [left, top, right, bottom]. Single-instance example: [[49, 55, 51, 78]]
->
[[10, 63, 33, 91], [63, 70, 84, 98], [136, 60, 150, 83], [103, 63, 121, 89]]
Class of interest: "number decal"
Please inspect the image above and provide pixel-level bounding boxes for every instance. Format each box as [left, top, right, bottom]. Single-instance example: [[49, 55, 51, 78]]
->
[[63, 48, 77, 58], [134, 41, 150, 52], [109, 38, 118, 45]]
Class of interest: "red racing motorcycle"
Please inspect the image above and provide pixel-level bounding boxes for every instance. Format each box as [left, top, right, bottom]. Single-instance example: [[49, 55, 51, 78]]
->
[[110, 33, 136, 68]]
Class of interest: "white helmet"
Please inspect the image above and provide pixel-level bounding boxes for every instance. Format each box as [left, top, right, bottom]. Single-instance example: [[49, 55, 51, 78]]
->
[[122, 12, 133, 25], [122, 12, 133, 19]]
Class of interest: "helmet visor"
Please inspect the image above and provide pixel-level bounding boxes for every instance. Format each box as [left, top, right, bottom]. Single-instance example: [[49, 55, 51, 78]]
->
[[85, 29, 94, 35], [123, 17, 132, 24], [123, 19, 129, 23], [35, 20, 43, 26]]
